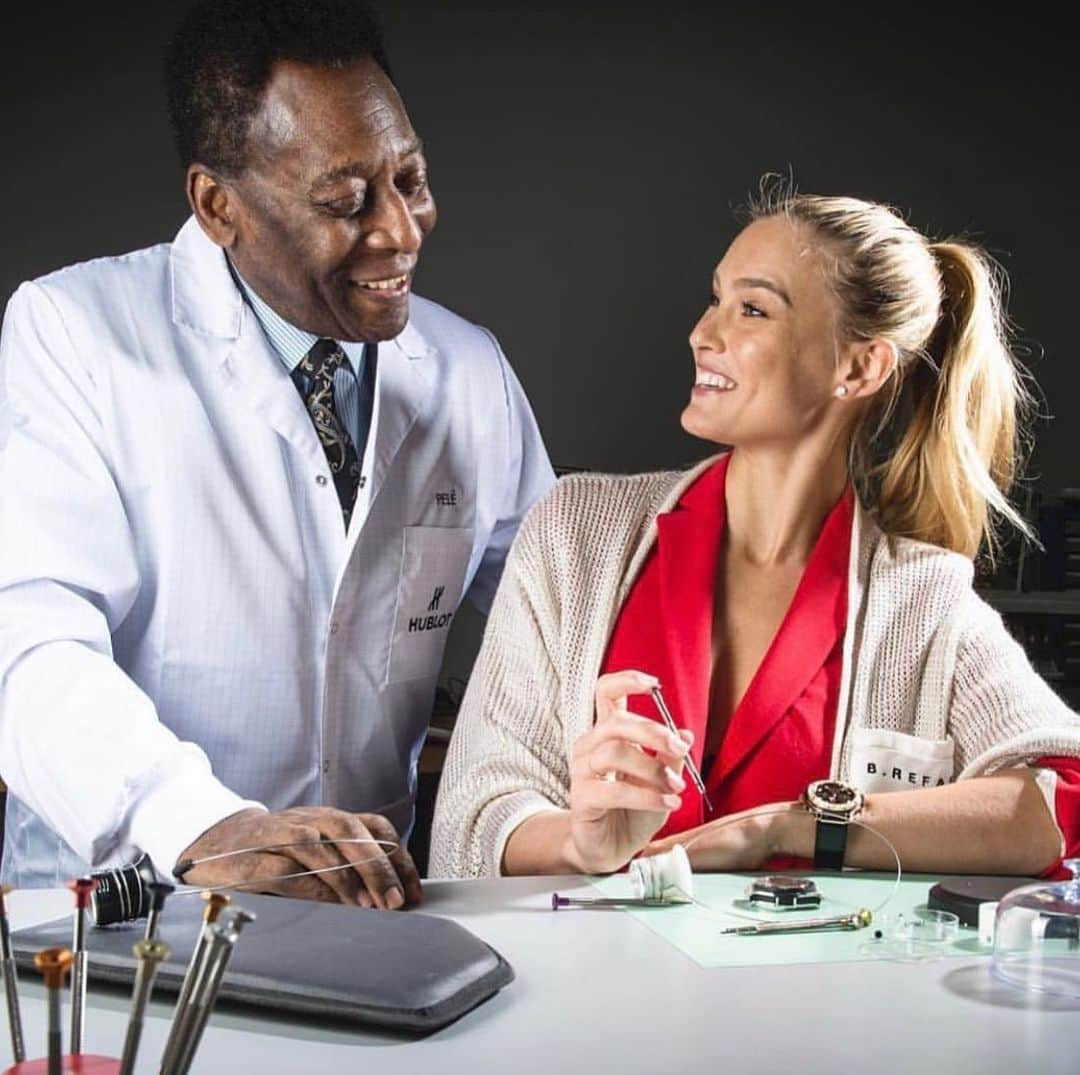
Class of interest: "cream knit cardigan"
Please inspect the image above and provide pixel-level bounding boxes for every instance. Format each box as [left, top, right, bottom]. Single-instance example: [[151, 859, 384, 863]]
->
[[430, 455, 1080, 879]]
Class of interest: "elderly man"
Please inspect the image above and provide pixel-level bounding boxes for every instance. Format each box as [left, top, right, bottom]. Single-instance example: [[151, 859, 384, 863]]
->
[[0, 0, 553, 908]]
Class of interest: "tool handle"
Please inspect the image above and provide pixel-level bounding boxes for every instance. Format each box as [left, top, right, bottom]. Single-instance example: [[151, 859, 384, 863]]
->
[[169, 956, 227, 1075], [552, 894, 671, 910], [117, 1016, 144, 1075], [159, 931, 217, 1075], [158, 939, 206, 1073], [47, 1032, 62, 1075], [726, 910, 871, 935], [757, 917, 856, 934], [1, 956, 26, 1062], [69, 951, 88, 1056], [0, 907, 17, 962], [168, 932, 236, 1075], [650, 687, 710, 803], [46, 984, 62, 1070], [46, 1015, 62, 1075]]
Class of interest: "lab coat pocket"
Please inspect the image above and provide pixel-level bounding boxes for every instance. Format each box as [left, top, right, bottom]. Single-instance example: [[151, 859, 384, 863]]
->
[[385, 526, 472, 686], [848, 727, 955, 793]]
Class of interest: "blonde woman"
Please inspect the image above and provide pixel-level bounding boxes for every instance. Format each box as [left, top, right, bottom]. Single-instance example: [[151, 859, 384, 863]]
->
[[431, 187, 1080, 881]]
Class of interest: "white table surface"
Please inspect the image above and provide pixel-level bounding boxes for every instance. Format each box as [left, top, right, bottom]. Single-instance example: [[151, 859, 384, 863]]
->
[[5, 876, 1079, 1074]]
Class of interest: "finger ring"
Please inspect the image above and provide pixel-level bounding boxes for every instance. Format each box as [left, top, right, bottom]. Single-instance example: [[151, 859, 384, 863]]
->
[[588, 758, 618, 783]]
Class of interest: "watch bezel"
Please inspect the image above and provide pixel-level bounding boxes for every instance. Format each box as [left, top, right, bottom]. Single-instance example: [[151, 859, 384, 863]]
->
[[805, 779, 865, 820]]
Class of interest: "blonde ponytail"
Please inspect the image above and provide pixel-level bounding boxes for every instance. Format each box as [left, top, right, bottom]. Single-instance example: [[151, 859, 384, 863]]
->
[[751, 183, 1033, 562], [875, 241, 1033, 560]]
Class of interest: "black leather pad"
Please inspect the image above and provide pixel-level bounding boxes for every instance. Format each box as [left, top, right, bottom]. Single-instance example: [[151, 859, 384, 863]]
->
[[13, 891, 513, 1033]]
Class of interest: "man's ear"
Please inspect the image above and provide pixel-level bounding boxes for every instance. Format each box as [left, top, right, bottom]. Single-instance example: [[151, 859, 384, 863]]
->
[[834, 337, 897, 401], [187, 165, 239, 249]]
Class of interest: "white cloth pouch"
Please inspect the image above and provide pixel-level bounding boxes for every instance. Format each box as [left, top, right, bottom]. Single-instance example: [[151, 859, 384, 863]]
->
[[848, 727, 955, 794]]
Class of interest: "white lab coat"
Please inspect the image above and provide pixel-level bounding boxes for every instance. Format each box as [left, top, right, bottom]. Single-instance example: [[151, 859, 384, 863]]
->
[[0, 217, 554, 887]]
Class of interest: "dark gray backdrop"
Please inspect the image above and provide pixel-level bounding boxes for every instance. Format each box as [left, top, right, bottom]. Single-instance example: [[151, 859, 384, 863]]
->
[[1, 2, 1076, 878], [1, 4, 1075, 681], [1, 4, 1076, 873], [1, 3, 1075, 484]]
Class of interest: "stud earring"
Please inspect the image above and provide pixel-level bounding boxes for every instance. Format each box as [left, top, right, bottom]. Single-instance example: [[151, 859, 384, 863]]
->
[[834, 385, 848, 398]]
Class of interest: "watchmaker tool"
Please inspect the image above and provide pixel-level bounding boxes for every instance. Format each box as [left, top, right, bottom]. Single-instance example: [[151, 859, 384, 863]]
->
[[551, 894, 672, 910], [67, 876, 97, 1056], [118, 939, 170, 1075], [720, 908, 872, 936], [33, 947, 74, 1075], [650, 686, 713, 812], [165, 908, 256, 1075], [0, 885, 25, 1062], [144, 882, 175, 943], [159, 891, 231, 1075]]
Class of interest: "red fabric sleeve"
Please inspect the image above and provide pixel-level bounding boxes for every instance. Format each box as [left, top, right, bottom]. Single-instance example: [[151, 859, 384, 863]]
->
[[1032, 755, 1080, 880]]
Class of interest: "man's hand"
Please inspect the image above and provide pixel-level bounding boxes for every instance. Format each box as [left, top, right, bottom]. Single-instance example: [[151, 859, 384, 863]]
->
[[175, 807, 423, 909]]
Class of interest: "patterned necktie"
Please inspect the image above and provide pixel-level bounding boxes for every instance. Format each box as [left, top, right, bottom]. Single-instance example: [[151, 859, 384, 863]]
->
[[296, 338, 362, 527]]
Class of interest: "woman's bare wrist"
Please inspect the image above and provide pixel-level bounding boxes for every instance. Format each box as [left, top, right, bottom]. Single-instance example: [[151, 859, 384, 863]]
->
[[561, 825, 590, 874], [503, 810, 584, 875], [770, 802, 814, 858]]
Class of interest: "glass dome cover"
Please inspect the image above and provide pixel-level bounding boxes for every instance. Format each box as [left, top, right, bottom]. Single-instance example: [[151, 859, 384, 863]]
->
[[991, 858, 1080, 998]]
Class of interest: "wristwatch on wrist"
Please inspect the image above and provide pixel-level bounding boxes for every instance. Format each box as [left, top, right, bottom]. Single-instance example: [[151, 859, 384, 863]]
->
[[803, 779, 865, 871]]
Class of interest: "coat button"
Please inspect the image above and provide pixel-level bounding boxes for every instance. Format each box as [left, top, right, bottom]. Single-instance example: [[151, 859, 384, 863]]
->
[[322, 760, 331, 774], [315, 474, 328, 487], [329, 622, 340, 635]]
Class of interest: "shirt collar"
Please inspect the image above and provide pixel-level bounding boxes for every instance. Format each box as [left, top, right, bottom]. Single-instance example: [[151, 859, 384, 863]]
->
[[229, 259, 363, 377]]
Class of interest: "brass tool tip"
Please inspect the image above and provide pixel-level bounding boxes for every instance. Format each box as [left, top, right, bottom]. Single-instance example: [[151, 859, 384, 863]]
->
[[133, 939, 172, 964], [33, 947, 75, 989], [855, 908, 873, 928], [201, 891, 231, 923]]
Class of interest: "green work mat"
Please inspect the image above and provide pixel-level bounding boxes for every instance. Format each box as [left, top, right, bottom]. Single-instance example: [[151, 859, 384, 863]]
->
[[588, 871, 988, 968]]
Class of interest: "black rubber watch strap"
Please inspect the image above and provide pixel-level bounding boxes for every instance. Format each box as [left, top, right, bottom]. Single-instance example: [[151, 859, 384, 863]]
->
[[813, 818, 848, 871]]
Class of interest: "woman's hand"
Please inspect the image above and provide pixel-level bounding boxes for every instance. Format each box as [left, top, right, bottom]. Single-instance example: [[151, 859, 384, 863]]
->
[[567, 670, 692, 874], [642, 801, 803, 871]]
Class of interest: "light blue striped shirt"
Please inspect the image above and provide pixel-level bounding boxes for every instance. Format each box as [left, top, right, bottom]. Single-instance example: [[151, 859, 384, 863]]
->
[[232, 267, 371, 456]]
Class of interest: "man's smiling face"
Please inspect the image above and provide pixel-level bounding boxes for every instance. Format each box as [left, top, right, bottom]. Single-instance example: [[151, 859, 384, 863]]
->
[[222, 56, 437, 342]]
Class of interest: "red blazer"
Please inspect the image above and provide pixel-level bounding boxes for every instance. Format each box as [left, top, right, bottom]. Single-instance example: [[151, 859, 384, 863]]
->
[[600, 454, 1080, 876]]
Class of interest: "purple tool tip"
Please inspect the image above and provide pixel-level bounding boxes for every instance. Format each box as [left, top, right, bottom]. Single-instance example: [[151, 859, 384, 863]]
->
[[551, 893, 568, 911]]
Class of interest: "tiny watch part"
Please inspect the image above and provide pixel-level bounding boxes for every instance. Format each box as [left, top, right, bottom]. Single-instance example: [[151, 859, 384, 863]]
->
[[747, 875, 822, 910]]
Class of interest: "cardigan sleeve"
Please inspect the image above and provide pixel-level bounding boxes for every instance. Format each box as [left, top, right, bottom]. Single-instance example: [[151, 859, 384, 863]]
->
[[948, 594, 1080, 779], [429, 495, 573, 878]]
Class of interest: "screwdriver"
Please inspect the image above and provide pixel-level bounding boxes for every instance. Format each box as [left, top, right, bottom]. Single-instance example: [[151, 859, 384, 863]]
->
[[118, 938, 171, 1075], [551, 893, 677, 910], [159, 891, 231, 1074], [650, 686, 713, 812], [67, 876, 97, 1056], [166, 908, 256, 1075], [0, 885, 25, 1062], [720, 908, 873, 936], [144, 881, 175, 943], [34, 947, 74, 1075]]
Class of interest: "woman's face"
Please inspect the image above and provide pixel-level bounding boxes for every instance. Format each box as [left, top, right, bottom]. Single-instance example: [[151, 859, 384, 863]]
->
[[681, 216, 845, 450]]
